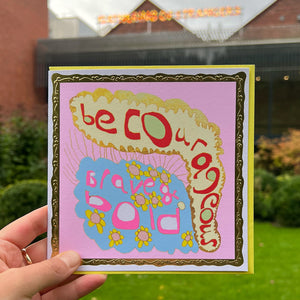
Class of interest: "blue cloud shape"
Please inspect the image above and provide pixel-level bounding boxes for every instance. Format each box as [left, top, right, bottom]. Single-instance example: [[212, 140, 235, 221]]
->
[[75, 157, 198, 254]]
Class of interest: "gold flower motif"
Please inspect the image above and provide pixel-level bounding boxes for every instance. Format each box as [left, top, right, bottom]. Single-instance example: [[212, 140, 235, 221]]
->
[[144, 166, 160, 180], [86, 209, 106, 234], [159, 170, 171, 185], [126, 161, 143, 180], [131, 193, 149, 211], [108, 229, 124, 247], [135, 226, 152, 248], [149, 191, 163, 209], [181, 231, 193, 247]]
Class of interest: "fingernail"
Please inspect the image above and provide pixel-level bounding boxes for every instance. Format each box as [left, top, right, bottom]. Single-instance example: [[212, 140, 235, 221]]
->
[[58, 251, 81, 268]]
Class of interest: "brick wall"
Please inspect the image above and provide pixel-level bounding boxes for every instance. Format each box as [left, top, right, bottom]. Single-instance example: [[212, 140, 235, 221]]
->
[[111, 0, 300, 40], [110, 0, 183, 35], [0, 0, 48, 120], [233, 0, 300, 40], [110, 0, 300, 40]]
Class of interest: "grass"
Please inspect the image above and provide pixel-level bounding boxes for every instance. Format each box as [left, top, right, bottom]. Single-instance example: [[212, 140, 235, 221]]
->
[[82, 222, 300, 300]]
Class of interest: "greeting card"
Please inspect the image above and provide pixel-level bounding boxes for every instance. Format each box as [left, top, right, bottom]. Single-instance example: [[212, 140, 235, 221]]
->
[[48, 66, 254, 273]]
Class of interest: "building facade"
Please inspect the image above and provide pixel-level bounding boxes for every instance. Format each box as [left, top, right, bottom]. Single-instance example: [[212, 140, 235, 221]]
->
[[0, 0, 299, 138], [37, 0, 300, 137], [0, 0, 48, 120]]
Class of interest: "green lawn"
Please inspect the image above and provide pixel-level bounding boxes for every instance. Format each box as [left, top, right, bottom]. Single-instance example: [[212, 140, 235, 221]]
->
[[82, 222, 300, 300]]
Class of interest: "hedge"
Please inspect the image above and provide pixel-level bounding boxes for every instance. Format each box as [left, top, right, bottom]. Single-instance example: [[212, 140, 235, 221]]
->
[[273, 176, 300, 227], [254, 169, 279, 221], [0, 179, 47, 229]]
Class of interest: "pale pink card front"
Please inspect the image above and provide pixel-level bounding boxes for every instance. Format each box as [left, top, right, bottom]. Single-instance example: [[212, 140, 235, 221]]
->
[[48, 66, 253, 273]]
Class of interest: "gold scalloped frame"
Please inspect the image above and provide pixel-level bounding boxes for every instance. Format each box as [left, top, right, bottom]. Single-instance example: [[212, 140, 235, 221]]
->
[[50, 71, 246, 268]]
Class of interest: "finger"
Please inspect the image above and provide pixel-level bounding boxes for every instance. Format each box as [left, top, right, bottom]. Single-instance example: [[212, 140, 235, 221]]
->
[[0, 251, 81, 299], [0, 240, 24, 271], [40, 273, 82, 295], [0, 206, 47, 249], [26, 238, 47, 263], [43, 274, 107, 300]]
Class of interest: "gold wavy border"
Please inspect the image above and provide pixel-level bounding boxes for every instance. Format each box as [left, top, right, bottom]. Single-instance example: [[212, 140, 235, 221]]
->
[[50, 71, 246, 267]]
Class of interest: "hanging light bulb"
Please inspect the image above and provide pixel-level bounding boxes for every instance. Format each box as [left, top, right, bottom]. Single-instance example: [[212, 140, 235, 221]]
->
[[283, 75, 289, 81]]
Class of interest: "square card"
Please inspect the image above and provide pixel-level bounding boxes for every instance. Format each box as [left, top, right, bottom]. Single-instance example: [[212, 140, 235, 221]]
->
[[47, 66, 254, 273]]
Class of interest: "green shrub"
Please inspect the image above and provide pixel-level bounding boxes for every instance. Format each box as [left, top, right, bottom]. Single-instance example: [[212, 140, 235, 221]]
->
[[0, 179, 47, 229], [273, 176, 300, 227], [0, 116, 47, 187], [254, 169, 279, 221]]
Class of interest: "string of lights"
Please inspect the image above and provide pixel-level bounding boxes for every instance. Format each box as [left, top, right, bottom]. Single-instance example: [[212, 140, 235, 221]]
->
[[97, 6, 241, 25]]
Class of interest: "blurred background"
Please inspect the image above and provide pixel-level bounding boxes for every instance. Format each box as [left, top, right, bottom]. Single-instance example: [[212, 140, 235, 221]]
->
[[0, 0, 299, 299]]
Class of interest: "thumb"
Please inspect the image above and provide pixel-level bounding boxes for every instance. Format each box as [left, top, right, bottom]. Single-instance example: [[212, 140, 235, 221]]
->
[[0, 251, 81, 299]]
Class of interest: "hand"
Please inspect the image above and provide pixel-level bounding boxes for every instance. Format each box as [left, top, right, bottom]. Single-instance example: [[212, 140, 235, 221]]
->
[[0, 206, 106, 299]]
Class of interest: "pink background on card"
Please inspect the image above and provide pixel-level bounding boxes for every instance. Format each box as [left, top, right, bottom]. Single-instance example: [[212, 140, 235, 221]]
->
[[59, 80, 236, 259]]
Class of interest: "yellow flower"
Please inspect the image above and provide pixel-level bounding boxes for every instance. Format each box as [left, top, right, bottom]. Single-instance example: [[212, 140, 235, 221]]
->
[[144, 166, 160, 180], [131, 193, 149, 211], [86, 209, 106, 234], [135, 226, 152, 248], [108, 229, 124, 247], [149, 191, 163, 209], [159, 170, 171, 185], [126, 161, 143, 180], [181, 231, 193, 247]]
